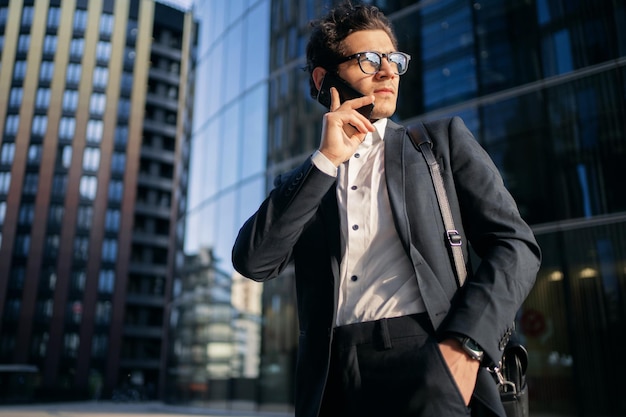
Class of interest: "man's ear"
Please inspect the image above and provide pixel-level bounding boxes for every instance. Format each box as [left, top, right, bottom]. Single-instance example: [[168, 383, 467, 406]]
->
[[312, 67, 327, 93]]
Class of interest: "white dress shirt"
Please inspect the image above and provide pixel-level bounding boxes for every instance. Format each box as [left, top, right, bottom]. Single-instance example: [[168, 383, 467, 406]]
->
[[312, 119, 425, 327]]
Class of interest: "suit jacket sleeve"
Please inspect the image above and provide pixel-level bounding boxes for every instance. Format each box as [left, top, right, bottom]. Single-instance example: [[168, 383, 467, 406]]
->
[[434, 117, 541, 365], [232, 157, 336, 281]]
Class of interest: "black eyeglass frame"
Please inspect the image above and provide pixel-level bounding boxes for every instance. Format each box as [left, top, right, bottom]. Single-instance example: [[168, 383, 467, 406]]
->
[[335, 51, 411, 75]]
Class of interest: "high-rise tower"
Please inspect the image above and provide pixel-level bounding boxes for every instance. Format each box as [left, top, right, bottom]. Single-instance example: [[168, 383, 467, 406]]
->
[[0, 0, 196, 400]]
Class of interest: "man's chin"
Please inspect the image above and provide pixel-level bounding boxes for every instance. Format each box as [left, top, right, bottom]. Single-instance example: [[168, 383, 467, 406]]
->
[[370, 108, 395, 120]]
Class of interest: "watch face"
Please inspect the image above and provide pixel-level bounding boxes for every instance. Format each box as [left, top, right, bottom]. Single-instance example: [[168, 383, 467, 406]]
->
[[462, 338, 484, 361], [465, 338, 481, 350]]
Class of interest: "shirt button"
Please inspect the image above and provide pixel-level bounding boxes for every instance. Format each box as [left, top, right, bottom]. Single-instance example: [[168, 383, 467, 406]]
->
[[354, 153, 360, 158], [351, 185, 357, 190], [351, 275, 358, 282], [352, 224, 359, 231]]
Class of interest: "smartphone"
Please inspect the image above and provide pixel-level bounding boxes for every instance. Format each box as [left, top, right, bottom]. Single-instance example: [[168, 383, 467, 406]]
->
[[316, 72, 374, 119]]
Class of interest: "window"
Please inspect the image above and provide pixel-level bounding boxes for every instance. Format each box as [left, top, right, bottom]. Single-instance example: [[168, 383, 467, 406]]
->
[[9, 88, 23, 108], [89, 93, 106, 116], [59, 145, 72, 169], [92, 334, 108, 357], [101, 239, 117, 262], [73, 9, 88, 32], [76, 205, 93, 230], [4, 115, 20, 136], [93, 66, 109, 89], [114, 126, 128, 147], [86, 120, 103, 143], [41, 269, 57, 291], [96, 41, 111, 62], [32, 331, 50, 357], [4, 299, 21, 320], [117, 98, 131, 120], [17, 35, 30, 53], [98, 270, 115, 293], [83, 147, 100, 172], [21, 6, 34, 26], [69, 38, 84, 59], [36, 301, 53, 322], [0, 7, 8, 26], [51, 174, 67, 196], [43, 35, 57, 55], [79, 176, 97, 200], [63, 333, 79, 357], [13, 61, 27, 81], [18, 204, 34, 225], [63, 90, 79, 112], [95, 301, 111, 324], [0, 201, 6, 225], [105, 209, 120, 232], [39, 61, 54, 82], [45, 235, 60, 258], [71, 271, 86, 292], [108, 180, 123, 202], [9, 268, 26, 290], [74, 236, 89, 261], [48, 205, 64, 226], [58, 117, 76, 140], [0, 172, 11, 194], [123, 47, 136, 68], [66, 63, 81, 85], [111, 152, 125, 174], [14, 234, 30, 256], [27, 144, 42, 164], [1, 143, 15, 165], [36, 88, 51, 109], [47, 6, 60, 29], [120, 72, 133, 95], [99, 13, 114, 37], [23, 173, 38, 195], [31, 116, 47, 136]]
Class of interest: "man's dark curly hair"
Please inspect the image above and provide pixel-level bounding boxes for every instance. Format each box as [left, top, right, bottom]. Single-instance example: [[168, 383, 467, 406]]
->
[[306, 1, 398, 98]]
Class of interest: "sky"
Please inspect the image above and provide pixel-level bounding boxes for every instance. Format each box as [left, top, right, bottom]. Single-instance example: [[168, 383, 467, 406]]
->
[[156, 0, 194, 11]]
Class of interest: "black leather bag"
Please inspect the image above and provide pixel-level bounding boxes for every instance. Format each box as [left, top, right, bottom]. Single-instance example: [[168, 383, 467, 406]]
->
[[497, 341, 529, 417], [407, 123, 530, 417]]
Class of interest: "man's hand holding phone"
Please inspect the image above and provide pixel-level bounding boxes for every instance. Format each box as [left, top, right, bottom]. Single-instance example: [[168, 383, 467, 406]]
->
[[315, 72, 376, 166], [318, 81, 376, 167]]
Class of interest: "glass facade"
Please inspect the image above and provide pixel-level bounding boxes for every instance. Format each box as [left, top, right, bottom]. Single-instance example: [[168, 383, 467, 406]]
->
[[173, 0, 269, 409]]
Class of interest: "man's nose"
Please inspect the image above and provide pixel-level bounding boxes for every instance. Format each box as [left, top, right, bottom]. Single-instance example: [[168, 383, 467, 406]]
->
[[376, 57, 396, 79]]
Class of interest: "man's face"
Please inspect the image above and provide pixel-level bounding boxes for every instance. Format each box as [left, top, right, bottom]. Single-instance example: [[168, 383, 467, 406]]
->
[[336, 30, 400, 120]]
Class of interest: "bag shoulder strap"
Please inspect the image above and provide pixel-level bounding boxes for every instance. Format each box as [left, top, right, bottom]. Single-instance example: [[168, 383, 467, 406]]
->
[[406, 123, 467, 287]]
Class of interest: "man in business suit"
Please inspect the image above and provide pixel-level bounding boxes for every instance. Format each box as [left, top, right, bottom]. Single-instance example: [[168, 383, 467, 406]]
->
[[232, 3, 541, 417]]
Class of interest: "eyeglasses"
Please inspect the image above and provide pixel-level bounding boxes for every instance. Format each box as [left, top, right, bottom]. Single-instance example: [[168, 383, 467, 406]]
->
[[337, 51, 411, 75]]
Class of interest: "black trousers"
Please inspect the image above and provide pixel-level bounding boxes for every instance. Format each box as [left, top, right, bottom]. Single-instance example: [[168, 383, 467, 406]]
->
[[318, 313, 491, 417]]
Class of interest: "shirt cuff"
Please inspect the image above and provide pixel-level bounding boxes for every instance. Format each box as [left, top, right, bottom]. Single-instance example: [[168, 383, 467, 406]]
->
[[311, 150, 338, 178]]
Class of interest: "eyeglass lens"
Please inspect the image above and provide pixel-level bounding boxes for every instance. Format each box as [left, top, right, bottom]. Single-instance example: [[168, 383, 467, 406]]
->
[[359, 52, 409, 75]]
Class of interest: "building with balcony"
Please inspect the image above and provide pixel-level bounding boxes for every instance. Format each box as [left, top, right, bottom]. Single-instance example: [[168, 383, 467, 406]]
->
[[0, 0, 196, 400]]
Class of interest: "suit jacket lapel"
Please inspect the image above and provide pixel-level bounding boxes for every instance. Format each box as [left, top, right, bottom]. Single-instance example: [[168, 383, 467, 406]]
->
[[384, 120, 452, 327], [384, 122, 412, 255]]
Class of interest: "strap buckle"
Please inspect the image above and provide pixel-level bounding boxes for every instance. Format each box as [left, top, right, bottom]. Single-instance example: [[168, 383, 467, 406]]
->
[[447, 230, 462, 246]]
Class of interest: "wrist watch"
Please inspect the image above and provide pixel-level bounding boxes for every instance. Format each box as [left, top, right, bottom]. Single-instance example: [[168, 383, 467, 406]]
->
[[452, 335, 484, 362]]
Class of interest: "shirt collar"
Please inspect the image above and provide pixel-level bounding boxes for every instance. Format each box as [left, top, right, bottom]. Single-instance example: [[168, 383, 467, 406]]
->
[[362, 118, 388, 147], [373, 118, 388, 141]]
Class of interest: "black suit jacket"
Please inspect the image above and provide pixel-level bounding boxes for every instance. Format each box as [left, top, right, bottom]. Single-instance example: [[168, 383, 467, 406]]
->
[[232, 117, 541, 417]]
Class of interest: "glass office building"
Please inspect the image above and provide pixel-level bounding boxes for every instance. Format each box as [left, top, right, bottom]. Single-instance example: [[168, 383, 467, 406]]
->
[[185, 0, 625, 415], [175, 0, 270, 409]]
